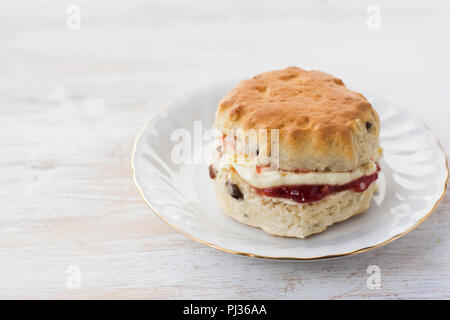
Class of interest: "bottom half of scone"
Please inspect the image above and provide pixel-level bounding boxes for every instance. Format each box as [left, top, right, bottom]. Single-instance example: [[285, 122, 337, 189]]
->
[[211, 166, 377, 239]]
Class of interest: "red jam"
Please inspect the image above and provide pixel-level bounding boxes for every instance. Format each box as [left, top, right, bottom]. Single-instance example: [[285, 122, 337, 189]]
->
[[256, 163, 380, 204]]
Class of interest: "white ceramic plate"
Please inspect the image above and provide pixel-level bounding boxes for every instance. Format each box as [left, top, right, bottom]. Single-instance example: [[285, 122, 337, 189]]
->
[[132, 82, 448, 260]]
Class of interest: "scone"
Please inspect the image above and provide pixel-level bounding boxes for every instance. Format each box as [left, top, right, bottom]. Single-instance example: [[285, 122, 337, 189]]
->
[[209, 66, 381, 238]]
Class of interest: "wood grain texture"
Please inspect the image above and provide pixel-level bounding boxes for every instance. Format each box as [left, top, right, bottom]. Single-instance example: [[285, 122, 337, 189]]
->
[[0, 0, 449, 299]]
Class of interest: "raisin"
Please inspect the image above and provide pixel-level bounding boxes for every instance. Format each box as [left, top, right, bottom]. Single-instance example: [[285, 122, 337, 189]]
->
[[365, 122, 372, 130], [226, 181, 244, 200], [209, 164, 217, 179]]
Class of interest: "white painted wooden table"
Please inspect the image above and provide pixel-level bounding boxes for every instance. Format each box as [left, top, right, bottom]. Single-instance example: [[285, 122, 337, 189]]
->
[[1, 1, 449, 299]]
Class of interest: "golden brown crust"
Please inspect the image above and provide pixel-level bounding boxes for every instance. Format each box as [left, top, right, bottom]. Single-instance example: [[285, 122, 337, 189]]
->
[[214, 67, 380, 171]]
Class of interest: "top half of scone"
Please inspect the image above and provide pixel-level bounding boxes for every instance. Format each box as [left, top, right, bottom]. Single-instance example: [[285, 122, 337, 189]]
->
[[214, 66, 381, 173]]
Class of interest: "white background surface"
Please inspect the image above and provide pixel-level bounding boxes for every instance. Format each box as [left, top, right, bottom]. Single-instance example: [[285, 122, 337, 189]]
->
[[1, 0, 449, 299]]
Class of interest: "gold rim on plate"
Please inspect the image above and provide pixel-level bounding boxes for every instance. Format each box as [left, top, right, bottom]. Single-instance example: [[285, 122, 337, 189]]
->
[[131, 95, 449, 261]]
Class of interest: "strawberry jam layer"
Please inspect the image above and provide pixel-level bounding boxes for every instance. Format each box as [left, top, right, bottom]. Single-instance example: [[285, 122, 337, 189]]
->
[[256, 163, 380, 204]]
